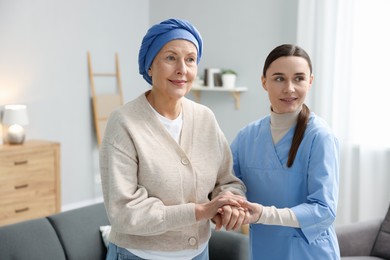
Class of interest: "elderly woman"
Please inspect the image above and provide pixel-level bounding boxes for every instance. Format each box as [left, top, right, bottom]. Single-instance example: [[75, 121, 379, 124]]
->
[[99, 18, 246, 260]]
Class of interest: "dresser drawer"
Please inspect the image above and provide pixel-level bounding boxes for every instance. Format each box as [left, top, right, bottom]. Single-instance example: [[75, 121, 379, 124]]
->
[[0, 171, 55, 198], [0, 171, 56, 226], [0, 196, 56, 226], [0, 140, 61, 227], [0, 149, 55, 177]]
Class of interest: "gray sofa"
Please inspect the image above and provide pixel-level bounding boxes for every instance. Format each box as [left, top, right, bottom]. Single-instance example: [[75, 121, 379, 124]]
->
[[336, 217, 389, 260], [0, 202, 249, 260], [336, 204, 390, 260], [1, 201, 388, 260]]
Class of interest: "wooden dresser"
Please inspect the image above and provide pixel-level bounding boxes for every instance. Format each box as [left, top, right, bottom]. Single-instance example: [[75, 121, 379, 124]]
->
[[0, 140, 61, 226]]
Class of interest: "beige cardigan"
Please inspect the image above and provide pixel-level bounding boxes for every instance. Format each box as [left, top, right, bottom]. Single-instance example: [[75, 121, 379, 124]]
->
[[99, 92, 245, 251]]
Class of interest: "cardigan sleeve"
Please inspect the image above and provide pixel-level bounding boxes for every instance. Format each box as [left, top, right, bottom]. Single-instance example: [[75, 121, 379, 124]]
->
[[210, 128, 246, 199]]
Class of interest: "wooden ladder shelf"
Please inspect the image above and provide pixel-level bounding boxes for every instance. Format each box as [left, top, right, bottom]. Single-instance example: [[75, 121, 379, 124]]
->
[[87, 52, 124, 145]]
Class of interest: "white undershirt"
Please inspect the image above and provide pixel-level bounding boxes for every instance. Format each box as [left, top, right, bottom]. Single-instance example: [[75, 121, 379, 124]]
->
[[151, 105, 183, 143], [126, 104, 207, 260]]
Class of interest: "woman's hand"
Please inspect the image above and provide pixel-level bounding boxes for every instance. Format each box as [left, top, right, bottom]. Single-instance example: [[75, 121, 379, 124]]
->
[[211, 214, 223, 230], [195, 192, 244, 221], [215, 200, 263, 231], [217, 205, 247, 231]]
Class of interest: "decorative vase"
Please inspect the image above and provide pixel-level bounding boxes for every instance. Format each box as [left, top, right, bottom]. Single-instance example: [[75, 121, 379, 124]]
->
[[222, 74, 236, 89]]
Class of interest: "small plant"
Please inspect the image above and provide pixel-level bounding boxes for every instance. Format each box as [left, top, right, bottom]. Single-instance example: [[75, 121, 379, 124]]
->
[[221, 69, 237, 88], [222, 69, 237, 75]]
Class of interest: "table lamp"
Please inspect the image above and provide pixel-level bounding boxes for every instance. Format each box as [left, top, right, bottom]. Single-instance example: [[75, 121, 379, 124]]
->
[[2, 104, 29, 144]]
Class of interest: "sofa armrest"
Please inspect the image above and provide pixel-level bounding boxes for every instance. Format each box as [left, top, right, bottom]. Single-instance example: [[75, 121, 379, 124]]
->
[[47, 203, 109, 260], [336, 219, 382, 257]]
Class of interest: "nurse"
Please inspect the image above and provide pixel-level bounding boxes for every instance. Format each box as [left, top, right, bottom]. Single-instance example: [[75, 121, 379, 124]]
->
[[230, 44, 340, 259]]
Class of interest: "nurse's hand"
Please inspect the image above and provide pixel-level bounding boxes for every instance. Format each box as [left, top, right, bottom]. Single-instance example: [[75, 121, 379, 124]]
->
[[240, 200, 263, 224]]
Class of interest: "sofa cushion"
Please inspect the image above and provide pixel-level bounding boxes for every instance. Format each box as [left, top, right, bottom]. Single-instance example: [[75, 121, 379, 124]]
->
[[337, 219, 382, 257], [371, 205, 390, 259], [47, 203, 109, 260], [0, 218, 66, 260]]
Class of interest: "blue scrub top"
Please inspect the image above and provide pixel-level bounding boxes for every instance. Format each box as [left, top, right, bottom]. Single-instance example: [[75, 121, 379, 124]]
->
[[231, 113, 340, 260]]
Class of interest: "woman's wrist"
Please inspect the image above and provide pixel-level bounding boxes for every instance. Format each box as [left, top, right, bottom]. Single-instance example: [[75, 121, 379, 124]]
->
[[255, 204, 263, 223], [195, 204, 204, 221]]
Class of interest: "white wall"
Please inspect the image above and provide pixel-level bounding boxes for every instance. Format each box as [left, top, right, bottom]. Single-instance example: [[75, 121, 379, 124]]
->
[[0, 0, 150, 209], [150, 0, 298, 142], [0, 0, 298, 209]]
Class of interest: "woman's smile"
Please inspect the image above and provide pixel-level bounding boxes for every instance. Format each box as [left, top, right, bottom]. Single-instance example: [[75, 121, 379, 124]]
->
[[170, 79, 187, 87]]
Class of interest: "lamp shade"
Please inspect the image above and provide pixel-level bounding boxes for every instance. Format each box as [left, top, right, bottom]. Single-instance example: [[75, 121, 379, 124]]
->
[[3, 104, 29, 126]]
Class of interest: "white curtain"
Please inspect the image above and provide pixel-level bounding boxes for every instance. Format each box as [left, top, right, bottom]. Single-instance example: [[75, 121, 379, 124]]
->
[[297, 0, 390, 225]]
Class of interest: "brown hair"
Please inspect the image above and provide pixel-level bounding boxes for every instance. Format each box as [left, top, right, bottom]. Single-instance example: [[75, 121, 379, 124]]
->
[[263, 44, 312, 168]]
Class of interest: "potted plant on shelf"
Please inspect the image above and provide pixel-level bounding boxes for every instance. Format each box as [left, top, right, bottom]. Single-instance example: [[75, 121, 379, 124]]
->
[[221, 69, 237, 89]]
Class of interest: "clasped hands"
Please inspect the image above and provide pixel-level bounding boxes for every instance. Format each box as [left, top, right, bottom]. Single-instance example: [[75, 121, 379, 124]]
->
[[195, 191, 263, 232]]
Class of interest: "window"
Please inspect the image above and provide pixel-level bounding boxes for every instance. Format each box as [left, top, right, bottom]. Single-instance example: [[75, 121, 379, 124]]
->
[[350, 0, 390, 146]]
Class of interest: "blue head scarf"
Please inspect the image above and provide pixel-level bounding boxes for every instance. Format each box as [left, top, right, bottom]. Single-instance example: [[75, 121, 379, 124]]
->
[[138, 18, 203, 85]]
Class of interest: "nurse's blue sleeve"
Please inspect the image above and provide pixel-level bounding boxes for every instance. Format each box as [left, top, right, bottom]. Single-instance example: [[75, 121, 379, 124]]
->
[[291, 133, 339, 244], [230, 134, 242, 181]]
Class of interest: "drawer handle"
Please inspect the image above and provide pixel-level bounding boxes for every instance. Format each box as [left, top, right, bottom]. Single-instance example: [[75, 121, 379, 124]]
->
[[14, 184, 29, 189], [15, 207, 29, 213], [14, 160, 28, 166]]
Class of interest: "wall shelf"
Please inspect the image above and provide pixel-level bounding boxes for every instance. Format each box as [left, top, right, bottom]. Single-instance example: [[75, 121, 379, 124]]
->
[[190, 86, 248, 109]]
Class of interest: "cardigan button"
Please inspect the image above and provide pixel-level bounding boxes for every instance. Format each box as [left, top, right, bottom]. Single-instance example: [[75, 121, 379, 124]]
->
[[181, 157, 189, 165], [188, 237, 197, 246]]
